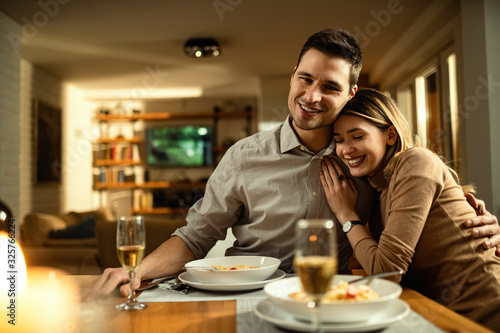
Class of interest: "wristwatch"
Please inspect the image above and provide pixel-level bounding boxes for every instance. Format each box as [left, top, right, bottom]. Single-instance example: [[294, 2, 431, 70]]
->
[[342, 220, 364, 233]]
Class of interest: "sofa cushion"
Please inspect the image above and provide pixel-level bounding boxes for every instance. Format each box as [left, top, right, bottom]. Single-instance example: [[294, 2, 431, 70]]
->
[[61, 207, 114, 226], [21, 207, 114, 247], [43, 238, 96, 248], [60, 211, 85, 226], [49, 215, 96, 239], [21, 213, 68, 246]]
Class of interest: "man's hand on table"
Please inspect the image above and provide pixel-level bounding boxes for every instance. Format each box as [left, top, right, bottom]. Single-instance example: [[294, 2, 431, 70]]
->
[[82, 267, 141, 301], [465, 193, 500, 256]]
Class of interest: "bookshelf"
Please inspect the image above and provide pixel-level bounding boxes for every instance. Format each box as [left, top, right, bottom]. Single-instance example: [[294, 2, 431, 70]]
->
[[93, 109, 253, 215]]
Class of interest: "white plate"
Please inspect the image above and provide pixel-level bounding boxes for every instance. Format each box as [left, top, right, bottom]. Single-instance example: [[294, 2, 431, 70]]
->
[[265, 276, 402, 323], [254, 298, 410, 332], [184, 256, 280, 284], [179, 269, 286, 291]]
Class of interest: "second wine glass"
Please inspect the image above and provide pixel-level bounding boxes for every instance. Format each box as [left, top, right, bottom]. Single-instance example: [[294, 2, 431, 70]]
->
[[294, 219, 337, 332], [116, 216, 147, 311]]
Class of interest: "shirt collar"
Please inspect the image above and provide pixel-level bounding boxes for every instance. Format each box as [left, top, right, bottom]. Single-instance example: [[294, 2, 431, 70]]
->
[[280, 115, 336, 156], [280, 115, 302, 153]]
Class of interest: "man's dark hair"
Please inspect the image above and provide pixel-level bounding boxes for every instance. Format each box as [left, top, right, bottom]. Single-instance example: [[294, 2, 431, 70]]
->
[[295, 28, 362, 90]]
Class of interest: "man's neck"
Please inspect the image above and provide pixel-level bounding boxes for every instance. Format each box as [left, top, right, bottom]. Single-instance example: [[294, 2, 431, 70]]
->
[[292, 122, 333, 153]]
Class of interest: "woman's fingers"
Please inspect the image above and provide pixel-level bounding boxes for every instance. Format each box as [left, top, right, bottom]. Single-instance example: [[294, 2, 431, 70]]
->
[[329, 158, 345, 182], [321, 158, 338, 189]]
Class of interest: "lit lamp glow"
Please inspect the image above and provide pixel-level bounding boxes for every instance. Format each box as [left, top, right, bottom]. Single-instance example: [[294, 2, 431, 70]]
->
[[0, 233, 79, 332]]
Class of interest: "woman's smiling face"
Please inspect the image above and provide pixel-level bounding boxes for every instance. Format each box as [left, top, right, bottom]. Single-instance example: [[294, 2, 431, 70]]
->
[[333, 114, 396, 178]]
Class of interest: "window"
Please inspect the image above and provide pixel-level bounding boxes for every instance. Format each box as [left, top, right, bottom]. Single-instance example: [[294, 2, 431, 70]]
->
[[444, 53, 460, 171], [416, 67, 440, 154], [397, 46, 460, 172]]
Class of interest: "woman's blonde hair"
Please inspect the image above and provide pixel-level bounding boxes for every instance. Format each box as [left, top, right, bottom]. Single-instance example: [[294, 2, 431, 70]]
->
[[340, 88, 474, 193]]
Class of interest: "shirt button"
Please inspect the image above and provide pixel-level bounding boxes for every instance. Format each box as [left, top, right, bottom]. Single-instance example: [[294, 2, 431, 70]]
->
[[312, 191, 317, 196]]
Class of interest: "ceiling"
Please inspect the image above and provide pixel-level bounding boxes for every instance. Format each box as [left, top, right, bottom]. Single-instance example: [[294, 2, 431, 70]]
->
[[1, 0, 436, 97]]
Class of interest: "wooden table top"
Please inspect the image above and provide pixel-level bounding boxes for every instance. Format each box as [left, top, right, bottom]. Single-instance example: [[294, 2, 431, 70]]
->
[[348, 269, 493, 333], [70, 274, 493, 333], [70, 275, 235, 333], [95, 300, 236, 333]]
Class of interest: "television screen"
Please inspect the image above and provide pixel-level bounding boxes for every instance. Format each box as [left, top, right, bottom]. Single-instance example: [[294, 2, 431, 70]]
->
[[146, 125, 213, 167]]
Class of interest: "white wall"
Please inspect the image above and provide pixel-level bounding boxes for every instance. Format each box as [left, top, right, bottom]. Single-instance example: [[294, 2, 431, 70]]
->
[[62, 84, 94, 212], [460, 0, 500, 216], [1, 11, 75, 224], [484, 0, 500, 218], [20, 60, 64, 218], [0, 12, 21, 218]]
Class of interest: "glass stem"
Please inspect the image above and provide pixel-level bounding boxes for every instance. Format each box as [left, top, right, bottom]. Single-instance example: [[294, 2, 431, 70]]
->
[[308, 299, 323, 333], [128, 270, 136, 303]]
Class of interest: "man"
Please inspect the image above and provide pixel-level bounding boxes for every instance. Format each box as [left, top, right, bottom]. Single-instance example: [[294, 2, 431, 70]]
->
[[88, 29, 499, 298]]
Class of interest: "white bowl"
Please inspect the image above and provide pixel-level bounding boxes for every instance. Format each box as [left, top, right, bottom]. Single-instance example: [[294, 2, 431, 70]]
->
[[264, 275, 402, 323], [184, 256, 280, 284]]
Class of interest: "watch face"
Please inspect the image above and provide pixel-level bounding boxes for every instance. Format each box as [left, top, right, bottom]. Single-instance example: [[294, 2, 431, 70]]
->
[[343, 221, 351, 233]]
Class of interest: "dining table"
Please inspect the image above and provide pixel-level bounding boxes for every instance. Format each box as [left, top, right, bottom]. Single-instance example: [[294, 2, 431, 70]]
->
[[68, 269, 494, 333]]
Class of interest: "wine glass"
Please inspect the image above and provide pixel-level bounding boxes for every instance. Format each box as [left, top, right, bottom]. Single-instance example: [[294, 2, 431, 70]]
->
[[294, 219, 337, 332], [116, 216, 147, 311]]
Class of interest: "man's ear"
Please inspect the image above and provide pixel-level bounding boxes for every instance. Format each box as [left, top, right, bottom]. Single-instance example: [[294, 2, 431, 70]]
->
[[387, 125, 398, 146], [348, 84, 358, 100]]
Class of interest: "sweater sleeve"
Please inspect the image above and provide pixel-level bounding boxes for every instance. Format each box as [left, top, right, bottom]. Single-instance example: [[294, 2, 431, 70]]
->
[[354, 148, 446, 278]]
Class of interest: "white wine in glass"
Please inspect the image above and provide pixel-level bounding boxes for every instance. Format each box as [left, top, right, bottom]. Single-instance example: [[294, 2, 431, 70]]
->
[[294, 219, 337, 332], [116, 216, 147, 311]]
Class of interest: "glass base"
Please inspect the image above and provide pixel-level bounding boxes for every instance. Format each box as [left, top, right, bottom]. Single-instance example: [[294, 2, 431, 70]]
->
[[116, 301, 147, 311]]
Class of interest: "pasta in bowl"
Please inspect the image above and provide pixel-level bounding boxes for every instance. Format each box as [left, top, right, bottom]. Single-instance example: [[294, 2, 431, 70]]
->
[[288, 280, 380, 303], [264, 275, 402, 323], [184, 256, 280, 284]]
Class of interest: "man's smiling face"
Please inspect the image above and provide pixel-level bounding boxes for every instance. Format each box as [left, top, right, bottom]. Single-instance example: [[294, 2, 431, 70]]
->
[[288, 49, 356, 132]]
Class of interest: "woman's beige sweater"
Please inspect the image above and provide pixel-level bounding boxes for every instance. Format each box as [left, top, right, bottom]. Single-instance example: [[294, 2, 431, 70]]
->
[[354, 147, 500, 329]]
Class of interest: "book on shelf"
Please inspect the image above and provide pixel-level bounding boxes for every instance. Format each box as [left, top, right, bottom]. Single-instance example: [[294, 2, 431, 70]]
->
[[94, 141, 140, 163], [132, 143, 140, 162], [133, 190, 153, 210], [96, 167, 136, 185]]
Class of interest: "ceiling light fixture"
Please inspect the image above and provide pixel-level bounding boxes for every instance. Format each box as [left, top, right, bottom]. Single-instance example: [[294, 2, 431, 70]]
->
[[184, 38, 221, 58]]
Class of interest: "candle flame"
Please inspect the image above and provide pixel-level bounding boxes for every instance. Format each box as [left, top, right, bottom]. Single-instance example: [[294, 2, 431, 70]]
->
[[0, 231, 27, 293], [1, 232, 81, 332]]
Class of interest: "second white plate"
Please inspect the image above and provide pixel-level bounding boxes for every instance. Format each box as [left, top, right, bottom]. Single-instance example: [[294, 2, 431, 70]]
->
[[179, 269, 286, 291], [254, 298, 410, 332]]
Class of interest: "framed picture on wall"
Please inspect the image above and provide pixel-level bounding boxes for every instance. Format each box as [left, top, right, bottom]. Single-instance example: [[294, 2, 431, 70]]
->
[[33, 99, 62, 184]]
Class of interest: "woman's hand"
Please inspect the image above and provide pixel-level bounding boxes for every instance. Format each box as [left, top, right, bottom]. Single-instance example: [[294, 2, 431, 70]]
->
[[320, 157, 358, 223]]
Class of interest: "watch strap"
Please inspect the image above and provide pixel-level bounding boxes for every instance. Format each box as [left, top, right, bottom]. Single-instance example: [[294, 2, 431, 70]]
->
[[348, 220, 364, 226], [343, 220, 364, 233]]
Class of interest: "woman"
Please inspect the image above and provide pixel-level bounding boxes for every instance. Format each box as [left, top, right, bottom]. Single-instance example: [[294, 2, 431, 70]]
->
[[320, 88, 500, 329]]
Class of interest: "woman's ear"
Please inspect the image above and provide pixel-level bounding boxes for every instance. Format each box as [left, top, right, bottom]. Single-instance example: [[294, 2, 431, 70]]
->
[[386, 125, 398, 146]]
